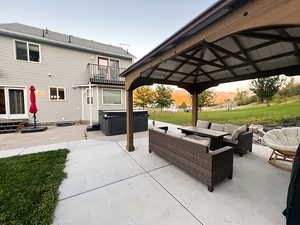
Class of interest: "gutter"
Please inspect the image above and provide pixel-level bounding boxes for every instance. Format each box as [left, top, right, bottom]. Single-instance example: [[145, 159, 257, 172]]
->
[[0, 29, 133, 60]]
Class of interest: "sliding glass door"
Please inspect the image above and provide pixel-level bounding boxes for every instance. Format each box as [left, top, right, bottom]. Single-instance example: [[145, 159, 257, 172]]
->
[[0, 89, 6, 118], [9, 89, 25, 115], [0, 87, 27, 119]]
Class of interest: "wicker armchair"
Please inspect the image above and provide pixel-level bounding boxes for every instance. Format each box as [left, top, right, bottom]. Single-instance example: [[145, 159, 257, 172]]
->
[[149, 128, 233, 192]]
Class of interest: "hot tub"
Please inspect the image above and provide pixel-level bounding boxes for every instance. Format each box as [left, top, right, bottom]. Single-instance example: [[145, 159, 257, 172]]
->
[[98, 110, 148, 136]]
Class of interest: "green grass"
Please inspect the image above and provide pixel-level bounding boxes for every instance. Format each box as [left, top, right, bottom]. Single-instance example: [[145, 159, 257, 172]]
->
[[0, 149, 69, 225], [150, 101, 300, 126]]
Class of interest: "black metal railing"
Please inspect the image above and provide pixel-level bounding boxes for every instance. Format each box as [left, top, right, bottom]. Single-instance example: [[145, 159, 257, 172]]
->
[[87, 63, 125, 85]]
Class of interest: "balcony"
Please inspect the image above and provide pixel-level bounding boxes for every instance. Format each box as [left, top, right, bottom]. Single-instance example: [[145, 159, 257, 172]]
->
[[87, 63, 125, 86]]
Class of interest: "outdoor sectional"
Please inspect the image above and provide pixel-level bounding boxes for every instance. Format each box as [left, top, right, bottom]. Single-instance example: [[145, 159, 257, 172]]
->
[[149, 128, 233, 192], [197, 120, 253, 156]]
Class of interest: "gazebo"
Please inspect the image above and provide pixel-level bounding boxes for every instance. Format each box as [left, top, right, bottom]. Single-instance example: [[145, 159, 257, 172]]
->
[[121, 0, 300, 151]]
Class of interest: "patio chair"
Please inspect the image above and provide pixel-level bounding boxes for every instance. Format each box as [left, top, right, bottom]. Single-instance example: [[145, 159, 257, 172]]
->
[[283, 145, 300, 225], [209, 123, 253, 156], [196, 120, 210, 129], [263, 127, 300, 171]]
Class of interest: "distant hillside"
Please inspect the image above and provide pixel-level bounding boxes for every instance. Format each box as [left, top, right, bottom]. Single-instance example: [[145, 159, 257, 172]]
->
[[172, 89, 237, 106], [214, 91, 236, 104], [172, 90, 192, 106]]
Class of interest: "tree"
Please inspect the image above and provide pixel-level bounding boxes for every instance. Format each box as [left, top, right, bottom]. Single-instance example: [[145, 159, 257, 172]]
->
[[250, 76, 285, 106], [154, 85, 174, 112], [133, 86, 155, 109], [198, 90, 215, 111], [234, 89, 256, 106], [178, 102, 188, 109]]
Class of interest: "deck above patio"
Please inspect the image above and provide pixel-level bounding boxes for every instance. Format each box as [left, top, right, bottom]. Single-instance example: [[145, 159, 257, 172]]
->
[[87, 63, 125, 86]]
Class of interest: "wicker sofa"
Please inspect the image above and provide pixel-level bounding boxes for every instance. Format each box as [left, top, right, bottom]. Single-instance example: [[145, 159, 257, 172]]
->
[[197, 120, 253, 156], [149, 128, 233, 192]]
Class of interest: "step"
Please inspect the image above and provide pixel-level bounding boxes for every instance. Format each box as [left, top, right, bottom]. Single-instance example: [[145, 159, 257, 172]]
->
[[0, 129, 17, 134]]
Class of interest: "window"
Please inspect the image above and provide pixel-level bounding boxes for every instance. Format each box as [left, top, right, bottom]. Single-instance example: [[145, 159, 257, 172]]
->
[[50, 87, 65, 101], [15, 41, 28, 61], [15, 40, 40, 62], [9, 89, 25, 114], [103, 89, 122, 105]]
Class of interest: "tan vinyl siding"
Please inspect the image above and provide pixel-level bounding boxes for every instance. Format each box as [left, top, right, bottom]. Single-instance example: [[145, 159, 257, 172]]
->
[[0, 35, 132, 123]]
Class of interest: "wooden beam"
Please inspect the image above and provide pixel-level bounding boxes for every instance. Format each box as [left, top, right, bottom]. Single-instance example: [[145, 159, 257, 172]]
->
[[239, 32, 300, 43], [126, 90, 135, 152], [277, 28, 300, 64], [164, 48, 201, 81], [191, 91, 198, 127], [124, 0, 300, 89], [146, 65, 160, 78], [201, 64, 300, 87], [203, 41, 249, 63], [231, 36, 260, 72], [157, 67, 199, 77], [206, 49, 299, 75], [172, 39, 279, 68], [181, 54, 226, 69], [179, 46, 215, 83], [205, 46, 238, 77]]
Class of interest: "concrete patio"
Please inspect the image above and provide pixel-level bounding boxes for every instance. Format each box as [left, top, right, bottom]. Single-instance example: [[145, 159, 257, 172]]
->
[[0, 121, 290, 225]]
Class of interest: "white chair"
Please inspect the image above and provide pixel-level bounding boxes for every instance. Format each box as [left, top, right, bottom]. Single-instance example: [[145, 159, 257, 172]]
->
[[263, 127, 300, 171]]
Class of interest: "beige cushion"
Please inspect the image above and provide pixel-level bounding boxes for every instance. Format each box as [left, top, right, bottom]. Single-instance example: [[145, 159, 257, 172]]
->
[[263, 128, 300, 152], [210, 123, 224, 131], [232, 125, 247, 140], [196, 120, 210, 129], [224, 123, 239, 134], [224, 135, 238, 145]]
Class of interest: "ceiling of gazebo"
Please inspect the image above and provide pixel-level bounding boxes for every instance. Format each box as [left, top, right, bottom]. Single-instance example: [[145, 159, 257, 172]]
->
[[139, 25, 300, 87]]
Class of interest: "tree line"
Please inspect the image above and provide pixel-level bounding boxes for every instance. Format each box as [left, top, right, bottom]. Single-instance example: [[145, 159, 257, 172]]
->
[[133, 85, 174, 111], [134, 75, 300, 111]]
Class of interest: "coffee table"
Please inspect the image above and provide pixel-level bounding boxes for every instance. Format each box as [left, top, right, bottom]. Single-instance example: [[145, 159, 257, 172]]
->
[[178, 126, 229, 150]]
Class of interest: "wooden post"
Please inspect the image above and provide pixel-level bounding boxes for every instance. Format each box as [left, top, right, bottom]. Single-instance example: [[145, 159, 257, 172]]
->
[[126, 89, 135, 152], [192, 91, 198, 127]]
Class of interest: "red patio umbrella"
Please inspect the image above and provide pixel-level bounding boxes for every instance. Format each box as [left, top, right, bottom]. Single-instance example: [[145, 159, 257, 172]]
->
[[29, 86, 38, 128]]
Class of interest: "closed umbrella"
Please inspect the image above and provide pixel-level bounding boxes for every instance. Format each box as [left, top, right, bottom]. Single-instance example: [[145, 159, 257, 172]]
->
[[29, 86, 38, 128]]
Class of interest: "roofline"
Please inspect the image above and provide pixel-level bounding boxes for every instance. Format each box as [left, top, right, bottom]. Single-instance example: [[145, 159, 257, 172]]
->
[[0, 28, 134, 60], [120, 0, 252, 77]]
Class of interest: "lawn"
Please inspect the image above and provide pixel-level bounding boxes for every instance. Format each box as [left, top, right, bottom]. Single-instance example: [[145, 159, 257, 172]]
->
[[149, 101, 300, 126], [0, 149, 69, 225]]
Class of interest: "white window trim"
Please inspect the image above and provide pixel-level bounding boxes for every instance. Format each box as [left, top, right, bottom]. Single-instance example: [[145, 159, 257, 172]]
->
[[49, 87, 66, 101], [14, 39, 42, 63], [0, 86, 28, 119], [96, 55, 120, 67], [102, 88, 123, 105]]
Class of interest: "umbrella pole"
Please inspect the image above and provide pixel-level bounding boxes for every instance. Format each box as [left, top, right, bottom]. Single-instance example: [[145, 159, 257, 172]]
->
[[33, 113, 37, 128]]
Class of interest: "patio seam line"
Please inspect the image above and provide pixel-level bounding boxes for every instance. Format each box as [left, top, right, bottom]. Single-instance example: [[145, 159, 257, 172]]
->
[[59, 163, 173, 202], [115, 141, 205, 225], [59, 171, 145, 201]]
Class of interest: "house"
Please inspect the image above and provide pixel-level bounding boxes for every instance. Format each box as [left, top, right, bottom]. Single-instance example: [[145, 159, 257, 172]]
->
[[0, 23, 135, 125]]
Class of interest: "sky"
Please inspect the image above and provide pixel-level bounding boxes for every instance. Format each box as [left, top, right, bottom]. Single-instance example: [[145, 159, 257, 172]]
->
[[1, 0, 299, 92]]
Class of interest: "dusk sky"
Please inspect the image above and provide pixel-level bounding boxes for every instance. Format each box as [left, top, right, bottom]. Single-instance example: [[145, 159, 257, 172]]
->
[[1, 0, 298, 91]]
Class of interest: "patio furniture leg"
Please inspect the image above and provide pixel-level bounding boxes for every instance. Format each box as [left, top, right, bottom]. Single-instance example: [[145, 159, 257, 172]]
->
[[268, 149, 295, 171], [208, 185, 214, 192]]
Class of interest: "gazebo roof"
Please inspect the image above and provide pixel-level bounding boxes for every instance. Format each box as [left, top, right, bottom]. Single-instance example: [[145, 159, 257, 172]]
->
[[121, 0, 300, 92]]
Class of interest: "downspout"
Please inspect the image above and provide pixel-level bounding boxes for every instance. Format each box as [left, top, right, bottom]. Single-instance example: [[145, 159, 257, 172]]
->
[[88, 82, 93, 127]]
